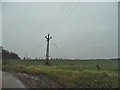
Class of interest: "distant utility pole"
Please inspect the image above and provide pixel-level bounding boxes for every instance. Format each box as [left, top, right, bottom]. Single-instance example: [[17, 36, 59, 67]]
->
[[45, 34, 52, 65], [26, 53, 27, 59]]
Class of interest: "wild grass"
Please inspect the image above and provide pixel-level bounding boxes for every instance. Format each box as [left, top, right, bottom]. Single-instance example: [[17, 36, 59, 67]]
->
[[3, 63, 118, 88], [3, 59, 118, 73]]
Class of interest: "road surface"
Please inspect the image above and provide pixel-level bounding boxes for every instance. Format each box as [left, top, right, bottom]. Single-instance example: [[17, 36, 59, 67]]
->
[[0, 71, 1, 89], [1, 71, 26, 88]]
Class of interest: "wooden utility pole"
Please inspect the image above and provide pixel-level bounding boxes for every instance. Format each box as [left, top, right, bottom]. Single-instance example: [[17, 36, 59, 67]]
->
[[45, 34, 52, 65]]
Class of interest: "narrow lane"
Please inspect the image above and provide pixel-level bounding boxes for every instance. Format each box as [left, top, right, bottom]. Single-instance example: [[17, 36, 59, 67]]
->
[[0, 71, 2, 89], [2, 71, 26, 88]]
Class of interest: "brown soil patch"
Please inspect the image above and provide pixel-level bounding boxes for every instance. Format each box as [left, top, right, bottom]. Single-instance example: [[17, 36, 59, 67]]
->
[[13, 73, 62, 88]]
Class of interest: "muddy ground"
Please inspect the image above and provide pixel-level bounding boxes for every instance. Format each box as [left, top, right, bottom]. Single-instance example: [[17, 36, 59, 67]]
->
[[12, 72, 62, 88]]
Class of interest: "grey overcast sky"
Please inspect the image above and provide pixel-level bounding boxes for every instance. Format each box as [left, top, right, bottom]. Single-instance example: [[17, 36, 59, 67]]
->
[[2, 2, 118, 59], [0, 3, 2, 46]]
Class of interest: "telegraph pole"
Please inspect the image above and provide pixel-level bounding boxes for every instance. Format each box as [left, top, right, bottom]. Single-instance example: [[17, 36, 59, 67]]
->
[[26, 53, 27, 59], [45, 34, 52, 65]]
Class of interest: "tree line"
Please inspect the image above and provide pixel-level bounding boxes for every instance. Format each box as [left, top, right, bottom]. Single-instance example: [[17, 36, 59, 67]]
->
[[0, 46, 20, 60]]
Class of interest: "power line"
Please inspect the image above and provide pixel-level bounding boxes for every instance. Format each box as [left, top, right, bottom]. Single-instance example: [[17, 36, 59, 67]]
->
[[51, 4, 73, 33], [49, 1, 71, 33], [50, 2, 79, 37], [49, 0, 76, 34], [59, 2, 78, 27], [54, 2, 72, 27], [55, 2, 75, 26], [50, 2, 78, 37], [45, 1, 79, 60], [51, 41, 68, 59]]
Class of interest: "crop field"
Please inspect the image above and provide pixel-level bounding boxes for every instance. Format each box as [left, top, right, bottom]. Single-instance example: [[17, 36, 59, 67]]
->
[[2, 59, 119, 88], [3, 59, 118, 72]]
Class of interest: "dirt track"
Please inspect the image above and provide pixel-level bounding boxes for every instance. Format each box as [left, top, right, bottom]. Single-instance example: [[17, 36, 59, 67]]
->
[[13, 72, 62, 88]]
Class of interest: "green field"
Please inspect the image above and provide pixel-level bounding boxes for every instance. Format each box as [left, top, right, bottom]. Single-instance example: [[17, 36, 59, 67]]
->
[[3, 59, 118, 73], [2, 59, 119, 88]]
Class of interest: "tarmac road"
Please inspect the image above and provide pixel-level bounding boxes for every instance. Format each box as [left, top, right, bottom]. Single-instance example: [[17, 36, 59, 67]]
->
[[0, 71, 2, 89], [1, 71, 26, 88]]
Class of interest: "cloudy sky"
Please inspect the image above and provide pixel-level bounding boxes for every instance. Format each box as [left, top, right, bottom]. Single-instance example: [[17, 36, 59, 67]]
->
[[0, 2, 1, 68], [2, 2, 118, 59]]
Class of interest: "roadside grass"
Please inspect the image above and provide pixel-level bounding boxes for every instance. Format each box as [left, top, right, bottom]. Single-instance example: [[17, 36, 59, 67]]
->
[[3, 64, 118, 88], [3, 59, 118, 73]]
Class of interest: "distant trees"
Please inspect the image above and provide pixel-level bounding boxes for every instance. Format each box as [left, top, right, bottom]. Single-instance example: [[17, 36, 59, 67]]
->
[[0, 47, 21, 60]]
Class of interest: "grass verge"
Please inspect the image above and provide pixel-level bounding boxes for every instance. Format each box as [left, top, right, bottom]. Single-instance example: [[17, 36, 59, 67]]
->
[[3, 64, 118, 88]]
